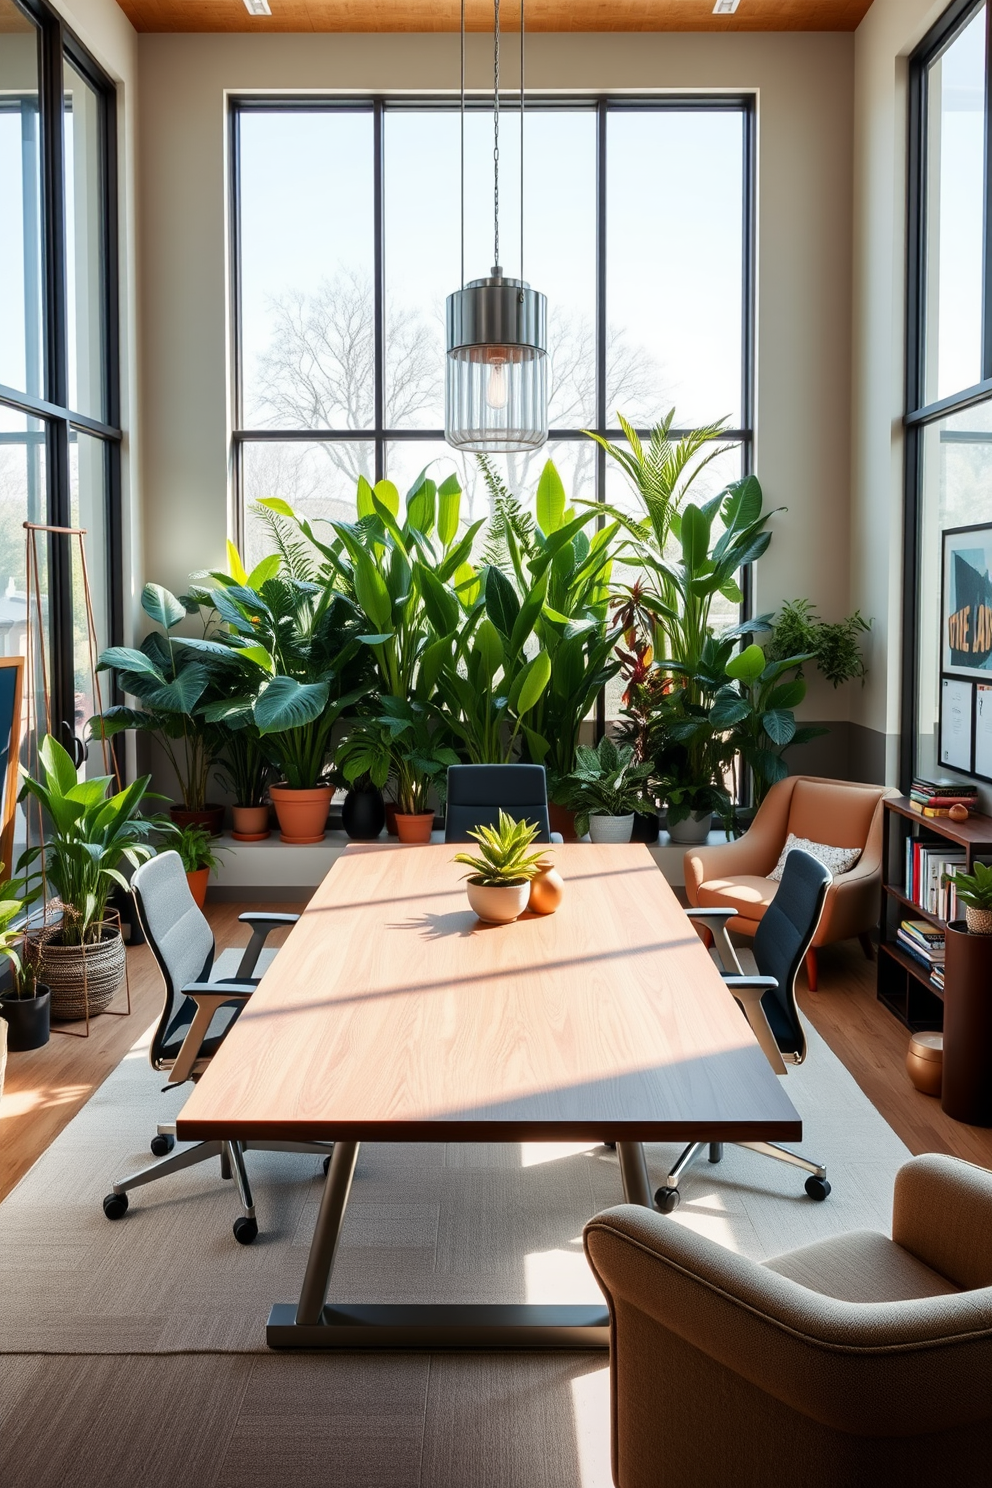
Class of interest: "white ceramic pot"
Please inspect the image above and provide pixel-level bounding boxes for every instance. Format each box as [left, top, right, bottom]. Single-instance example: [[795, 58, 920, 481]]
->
[[588, 814, 635, 844], [466, 880, 531, 924], [666, 810, 712, 845]]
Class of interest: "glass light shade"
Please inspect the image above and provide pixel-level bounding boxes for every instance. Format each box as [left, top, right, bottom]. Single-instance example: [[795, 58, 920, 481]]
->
[[445, 275, 548, 453]]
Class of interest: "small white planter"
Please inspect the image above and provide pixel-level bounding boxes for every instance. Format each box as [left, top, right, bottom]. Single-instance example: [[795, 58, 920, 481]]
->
[[667, 810, 712, 845], [588, 814, 635, 844], [466, 880, 531, 924]]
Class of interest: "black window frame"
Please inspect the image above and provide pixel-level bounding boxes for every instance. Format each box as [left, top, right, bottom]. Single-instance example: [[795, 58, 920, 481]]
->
[[904, 0, 992, 788], [0, 0, 123, 747]]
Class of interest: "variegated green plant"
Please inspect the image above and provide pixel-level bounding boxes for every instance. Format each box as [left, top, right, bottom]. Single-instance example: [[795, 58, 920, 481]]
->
[[452, 811, 548, 888]]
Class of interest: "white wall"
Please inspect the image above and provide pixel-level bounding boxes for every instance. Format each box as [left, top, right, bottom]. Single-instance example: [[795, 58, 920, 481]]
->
[[136, 29, 856, 715], [850, 0, 951, 779]]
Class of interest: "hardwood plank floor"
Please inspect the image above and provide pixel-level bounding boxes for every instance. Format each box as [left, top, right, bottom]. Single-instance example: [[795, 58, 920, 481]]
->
[[1, 897, 989, 1211]]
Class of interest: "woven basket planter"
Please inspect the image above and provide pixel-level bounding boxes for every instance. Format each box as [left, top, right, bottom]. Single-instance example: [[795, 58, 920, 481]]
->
[[38, 927, 127, 1022]]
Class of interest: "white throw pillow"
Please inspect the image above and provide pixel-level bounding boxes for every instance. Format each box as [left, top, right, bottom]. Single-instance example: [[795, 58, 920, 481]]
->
[[767, 832, 861, 883]]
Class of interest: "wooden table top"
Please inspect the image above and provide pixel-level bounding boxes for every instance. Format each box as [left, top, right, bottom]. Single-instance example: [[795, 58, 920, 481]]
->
[[176, 843, 801, 1143]]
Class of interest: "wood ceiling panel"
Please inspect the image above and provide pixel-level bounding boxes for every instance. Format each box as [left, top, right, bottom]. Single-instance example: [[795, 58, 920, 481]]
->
[[117, 1, 874, 35]]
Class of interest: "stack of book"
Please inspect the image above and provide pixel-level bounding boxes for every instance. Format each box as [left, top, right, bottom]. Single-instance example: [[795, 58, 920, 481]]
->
[[904, 840, 966, 916], [897, 918, 945, 990], [909, 778, 978, 818]]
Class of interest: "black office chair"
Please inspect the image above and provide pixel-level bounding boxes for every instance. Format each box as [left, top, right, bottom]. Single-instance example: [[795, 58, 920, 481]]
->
[[658, 849, 833, 1214], [443, 763, 563, 844], [101, 851, 333, 1244]]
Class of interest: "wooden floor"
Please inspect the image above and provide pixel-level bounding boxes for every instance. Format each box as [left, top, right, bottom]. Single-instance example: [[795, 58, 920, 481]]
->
[[1, 901, 990, 1207]]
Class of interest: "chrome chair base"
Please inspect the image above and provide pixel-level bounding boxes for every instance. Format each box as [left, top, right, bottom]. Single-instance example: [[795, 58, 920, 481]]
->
[[653, 1139, 829, 1213]]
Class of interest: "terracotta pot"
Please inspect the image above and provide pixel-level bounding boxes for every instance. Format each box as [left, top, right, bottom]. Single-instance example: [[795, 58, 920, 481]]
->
[[395, 811, 434, 844], [169, 803, 224, 837], [589, 814, 635, 844], [342, 787, 385, 840], [548, 803, 579, 842], [186, 867, 210, 908], [528, 863, 564, 915], [269, 785, 333, 845], [467, 880, 530, 924], [0, 986, 51, 1051], [231, 805, 270, 842], [384, 802, 399, 837]]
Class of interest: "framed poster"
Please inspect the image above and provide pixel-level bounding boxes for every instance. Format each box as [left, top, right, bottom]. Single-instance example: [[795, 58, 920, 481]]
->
[[942, 524, 992, 680], [976, 683, 992, 781], [940, 677, 974, 771]]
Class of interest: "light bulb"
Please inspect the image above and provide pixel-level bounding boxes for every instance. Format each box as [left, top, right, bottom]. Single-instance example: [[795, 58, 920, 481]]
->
[[486, 359, 508, 410]]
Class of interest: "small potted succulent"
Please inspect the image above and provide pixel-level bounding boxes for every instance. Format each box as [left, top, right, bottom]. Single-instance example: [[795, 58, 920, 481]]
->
[[453, 811, 548, 924], [0, 873, 50, 1053], [176, 824, 228, 909], [558, 737, 654, 844]]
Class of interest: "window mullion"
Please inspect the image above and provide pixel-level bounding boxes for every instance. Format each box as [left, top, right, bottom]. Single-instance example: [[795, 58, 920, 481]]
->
[[373, 99, 385, 484], [983, 1, 992, 380]]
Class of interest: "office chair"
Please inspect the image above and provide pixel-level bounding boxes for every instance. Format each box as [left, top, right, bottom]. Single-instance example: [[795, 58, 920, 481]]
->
[[657, 848, 833, 1213], [101, 851, 333, 1244], [443, 763, 563, 843]]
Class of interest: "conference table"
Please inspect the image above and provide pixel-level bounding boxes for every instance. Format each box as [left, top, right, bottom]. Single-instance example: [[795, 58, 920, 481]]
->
[[176, 842, 801, 1350]]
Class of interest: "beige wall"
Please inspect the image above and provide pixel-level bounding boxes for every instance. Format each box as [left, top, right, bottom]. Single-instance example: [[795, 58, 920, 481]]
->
[[136, 29, 857, 714], [849, 0, 950, 780]]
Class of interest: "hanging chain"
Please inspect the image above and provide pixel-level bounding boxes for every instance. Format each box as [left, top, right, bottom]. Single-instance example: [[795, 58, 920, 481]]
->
[[493, 0, 500, 271], [520, 0, 524, 283]]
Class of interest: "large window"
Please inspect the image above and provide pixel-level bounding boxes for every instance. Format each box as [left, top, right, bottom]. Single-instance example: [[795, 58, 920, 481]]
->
[[907, 1, 992, 785], [232, 97, 754, 625], [0, 0, 120, 804]]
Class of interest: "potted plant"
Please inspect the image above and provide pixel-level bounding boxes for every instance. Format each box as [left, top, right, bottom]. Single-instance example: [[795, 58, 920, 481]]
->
[[336, 767, 386, 841], [558, 736, 654, 843], [203, 577, 372, 845], [341, 701, 459, 844], [97, 583, 234, 834], [709, 641, 825, 807], [175, 824, 227, 909], [18, 736, 169, 1022], [0, 872, 50, 1053], [453, 811, 548, 924], [216, 723, 272, 841], [946, 861, 992, 935]]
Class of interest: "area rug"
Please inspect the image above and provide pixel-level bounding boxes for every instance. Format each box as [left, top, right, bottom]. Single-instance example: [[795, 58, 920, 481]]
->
[[0, 1006, 909, 1356]]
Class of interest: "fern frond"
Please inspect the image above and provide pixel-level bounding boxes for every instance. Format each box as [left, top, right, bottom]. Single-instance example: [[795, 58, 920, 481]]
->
[[251, 503, 320, 583]]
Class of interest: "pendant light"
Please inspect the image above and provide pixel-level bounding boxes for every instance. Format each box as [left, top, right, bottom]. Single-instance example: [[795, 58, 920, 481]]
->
[[445, 0, 548, 454]]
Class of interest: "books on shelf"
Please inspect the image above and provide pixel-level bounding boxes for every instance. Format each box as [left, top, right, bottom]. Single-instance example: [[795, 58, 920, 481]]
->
[[931, 965, 945, 992], [903, 841, 966, 918], [910, 777, 978, 817]]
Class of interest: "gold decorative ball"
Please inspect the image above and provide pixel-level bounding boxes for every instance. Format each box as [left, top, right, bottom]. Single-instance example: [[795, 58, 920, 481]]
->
[[948, 803, 970, 822], [529, 864, 564, 915]]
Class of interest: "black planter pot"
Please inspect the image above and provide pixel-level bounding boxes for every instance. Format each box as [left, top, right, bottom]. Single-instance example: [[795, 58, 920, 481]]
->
[[631, 810, 660, 844], [0, 986, 51, 1051], [342, 787, 386, 841]]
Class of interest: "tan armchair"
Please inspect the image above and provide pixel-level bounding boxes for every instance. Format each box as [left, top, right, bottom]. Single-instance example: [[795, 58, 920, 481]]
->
[[684, 774, 898, 989], [584, 1154, 992, 1488]]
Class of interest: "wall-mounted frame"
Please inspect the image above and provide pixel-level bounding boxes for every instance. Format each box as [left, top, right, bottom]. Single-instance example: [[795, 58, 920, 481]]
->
[[0, 658, 25, 879], [942, 523, 992, 680]]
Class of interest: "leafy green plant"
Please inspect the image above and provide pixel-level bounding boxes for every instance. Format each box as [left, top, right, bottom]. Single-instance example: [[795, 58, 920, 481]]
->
[[558, 736, 655, 838], [766, 599, 871, 688], [96, 583, 239, 810], [337, 700, 458, 815], [18, 736, 171, 946], [708, 642, 825, 804], [945, 861, 992, 912], [0, 868, 28, 997], [452, 811, 547, 887], [175, 824, 227, 875], [215, 723, 271, 809]]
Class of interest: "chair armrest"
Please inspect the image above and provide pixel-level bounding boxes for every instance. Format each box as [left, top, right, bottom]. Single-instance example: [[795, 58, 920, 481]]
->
[[685, 908, 739, 921], [583, 1204, 992, 1438], [893, 1154, 992, 1290], [234, 912, 299, 978], [720, 977, 786, 1073], [183, 981, 257, 1000], [685, 908, 743, 975], [167, 982, 256, 1084], [549, 831, 564, 844]]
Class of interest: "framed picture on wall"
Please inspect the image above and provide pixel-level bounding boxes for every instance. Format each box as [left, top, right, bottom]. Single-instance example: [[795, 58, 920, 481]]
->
[[942, 523, 992, 680]]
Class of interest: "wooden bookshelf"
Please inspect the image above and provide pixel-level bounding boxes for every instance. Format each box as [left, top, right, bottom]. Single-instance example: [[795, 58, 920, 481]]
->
[[878, 797, 992, 1029]]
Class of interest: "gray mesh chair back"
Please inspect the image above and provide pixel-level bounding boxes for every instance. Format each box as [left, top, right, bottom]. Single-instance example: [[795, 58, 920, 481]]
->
[[444, 764, 553, 843], [131, 851, 216, 1069], [751, 849, 831, 1060]]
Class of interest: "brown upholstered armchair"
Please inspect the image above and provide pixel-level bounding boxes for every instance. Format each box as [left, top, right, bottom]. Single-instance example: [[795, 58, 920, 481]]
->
[[584, 1154, 992, 1488], [683, 774, 898, 989]]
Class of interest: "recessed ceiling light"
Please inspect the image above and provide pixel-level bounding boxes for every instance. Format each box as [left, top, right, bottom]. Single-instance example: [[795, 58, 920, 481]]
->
[[244, 0, 272, 13], [713, 0, 741, 12]]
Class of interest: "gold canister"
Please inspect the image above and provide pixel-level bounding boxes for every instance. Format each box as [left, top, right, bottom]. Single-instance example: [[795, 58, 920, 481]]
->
[[906, 1031, 943, 1098], [528, 862, 564, 915]]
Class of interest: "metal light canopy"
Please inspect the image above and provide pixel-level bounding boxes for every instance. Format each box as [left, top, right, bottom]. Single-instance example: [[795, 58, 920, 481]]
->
[[445, 0, 548, 454]]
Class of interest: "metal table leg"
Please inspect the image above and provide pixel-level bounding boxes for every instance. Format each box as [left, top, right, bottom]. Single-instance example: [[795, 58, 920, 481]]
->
[[617, 1141, 653, 1208], [294, 1139, 360, 1326]]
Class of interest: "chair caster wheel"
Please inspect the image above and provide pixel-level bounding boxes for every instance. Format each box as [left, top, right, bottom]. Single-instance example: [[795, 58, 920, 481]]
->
[[602, 1141, 616, 1151], [233, 1216, 258, 1245], [103, 1193, 128, 1220], [322, 1155, 331, 1175], [805, 1176, 831, 1202], [150, 1133, 175, 1157], [654, 1186, 680, 1214]]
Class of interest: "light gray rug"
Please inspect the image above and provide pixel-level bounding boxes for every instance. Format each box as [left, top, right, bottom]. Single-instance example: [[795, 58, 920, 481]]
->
[[0, 1008, 909, 1356]]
